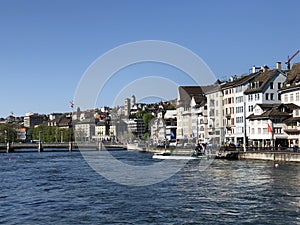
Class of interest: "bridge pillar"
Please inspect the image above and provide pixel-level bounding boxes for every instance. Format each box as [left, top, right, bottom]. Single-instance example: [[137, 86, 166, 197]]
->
[[98, 141, 103, 151], [6, 142, 14, 153], [38, 141, 43, 152], [68, 142, 73, 152]]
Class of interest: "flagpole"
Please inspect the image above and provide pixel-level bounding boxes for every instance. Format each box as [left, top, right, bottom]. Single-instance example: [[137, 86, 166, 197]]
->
[[268, 119, 274, 150]]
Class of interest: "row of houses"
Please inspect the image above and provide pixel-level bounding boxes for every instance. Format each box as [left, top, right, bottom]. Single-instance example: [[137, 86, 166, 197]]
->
[[175, 62, 300, 148], [2, 62, 299, 147], [20, 62, 300, 148]]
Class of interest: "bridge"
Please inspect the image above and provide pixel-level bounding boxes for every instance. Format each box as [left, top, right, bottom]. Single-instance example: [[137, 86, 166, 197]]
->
[[0, 142, 126, 153]]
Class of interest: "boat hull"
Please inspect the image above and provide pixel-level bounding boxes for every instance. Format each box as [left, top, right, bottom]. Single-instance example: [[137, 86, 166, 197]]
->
[[126, 143, 145, 151], [152, 154, 207, 160]]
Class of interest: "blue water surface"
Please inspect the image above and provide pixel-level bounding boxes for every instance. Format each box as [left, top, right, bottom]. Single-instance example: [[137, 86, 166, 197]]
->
[[0, 150, 299, 225]]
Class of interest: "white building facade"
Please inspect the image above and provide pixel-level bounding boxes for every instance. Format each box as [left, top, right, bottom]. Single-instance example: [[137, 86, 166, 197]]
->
[[244, 67, 286, 145]]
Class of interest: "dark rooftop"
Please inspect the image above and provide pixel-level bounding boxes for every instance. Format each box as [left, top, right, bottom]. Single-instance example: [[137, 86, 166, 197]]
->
[[221, 72, 259, 89], [244, 69, 280, 94], [280, 63, 300, 91]]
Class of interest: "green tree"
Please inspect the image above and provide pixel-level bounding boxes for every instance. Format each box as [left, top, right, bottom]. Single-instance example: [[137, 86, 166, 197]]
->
[[27, 125, 74, 143], [142, 113, 154, 132], [136, 110, 146, 119], [165, 104, 176, 110], [0, 124, 17, 143]]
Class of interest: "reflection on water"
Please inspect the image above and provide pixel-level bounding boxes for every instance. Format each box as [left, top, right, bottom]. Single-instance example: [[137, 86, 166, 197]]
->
[[0, 151, 299, 224]]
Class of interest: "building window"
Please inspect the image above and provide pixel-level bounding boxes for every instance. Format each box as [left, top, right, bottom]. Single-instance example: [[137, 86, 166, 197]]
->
[[236, 96, 243, 103], [278, 82, 281, 89], [236, 116, 244, 123], [270, 93, 274, 100], [258, 128, 261, 134], [274, 128, 282, 134], [255, 94, 259, 100], [296, 92, 300, 101], [278, 93, 281, 100], [263, 128, 268, 134], [270, 82, 274, 89], [236, 106, 243, 113], [284, 94, 288, 102], [231, 118, 234, 125], [265, 93, 269, 100], [248, 95, 253, 102], [290, 93, 294, 102], [251, 128, 255, 134], [248, 105, 253, 112]]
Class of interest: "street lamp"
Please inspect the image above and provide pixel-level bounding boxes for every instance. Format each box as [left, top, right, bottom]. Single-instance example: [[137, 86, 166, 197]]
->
[[4, 130, 7, 143]]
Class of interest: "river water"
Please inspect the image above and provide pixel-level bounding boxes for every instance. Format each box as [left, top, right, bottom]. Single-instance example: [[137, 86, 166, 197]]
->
[[0, 150, 300, 225]]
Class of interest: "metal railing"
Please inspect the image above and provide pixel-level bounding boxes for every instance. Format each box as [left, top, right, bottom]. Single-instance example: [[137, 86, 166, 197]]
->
[[221, 146, 299, 153]]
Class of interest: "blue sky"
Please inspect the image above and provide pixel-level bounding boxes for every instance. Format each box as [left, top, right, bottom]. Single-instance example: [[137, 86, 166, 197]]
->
[[0, 0, 300, 117]]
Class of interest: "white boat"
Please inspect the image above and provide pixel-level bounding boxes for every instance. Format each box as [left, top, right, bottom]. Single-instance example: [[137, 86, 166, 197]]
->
[[152, 152, 207, 160], [126, 142, 146, 151]]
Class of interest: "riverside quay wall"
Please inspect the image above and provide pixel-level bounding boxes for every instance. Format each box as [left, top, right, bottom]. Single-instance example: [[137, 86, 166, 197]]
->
[[238, 151, 300, 163]]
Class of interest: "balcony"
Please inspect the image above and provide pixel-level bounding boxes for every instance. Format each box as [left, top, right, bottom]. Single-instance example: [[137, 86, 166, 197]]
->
[[226, 124, 232, 130], [225, 113, 231, 118], [200, 119, 208, 124]]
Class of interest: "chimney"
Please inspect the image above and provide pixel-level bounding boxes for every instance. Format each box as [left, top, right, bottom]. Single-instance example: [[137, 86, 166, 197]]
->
[[276, 62, 282, 70], [261, 65, 269, 72], [252, 66, 257, 73]]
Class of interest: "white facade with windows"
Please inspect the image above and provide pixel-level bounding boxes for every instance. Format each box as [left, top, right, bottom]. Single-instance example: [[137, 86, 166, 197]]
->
[[74, 123, 95, 141], [244, 69, 286, 145], [205, 85, 223, 146]]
